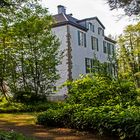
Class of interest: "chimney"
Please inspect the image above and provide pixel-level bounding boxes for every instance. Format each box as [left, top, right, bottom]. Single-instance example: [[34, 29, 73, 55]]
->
[[58, 5, 66, 14]]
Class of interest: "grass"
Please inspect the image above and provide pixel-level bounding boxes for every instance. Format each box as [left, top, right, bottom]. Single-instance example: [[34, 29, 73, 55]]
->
[[0, 113, 36, 126]]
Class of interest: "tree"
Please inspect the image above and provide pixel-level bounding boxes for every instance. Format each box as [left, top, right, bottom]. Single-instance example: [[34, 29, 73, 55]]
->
[[0, 1, 61, 99], [107, 0, 140, 16], [0, 0, 10, 7], [118, 22, 140, 88]]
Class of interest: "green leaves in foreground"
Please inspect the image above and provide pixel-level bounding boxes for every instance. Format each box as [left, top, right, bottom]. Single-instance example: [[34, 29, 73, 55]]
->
[[37, 75, 140, 139], [0, 130, 34, 140]]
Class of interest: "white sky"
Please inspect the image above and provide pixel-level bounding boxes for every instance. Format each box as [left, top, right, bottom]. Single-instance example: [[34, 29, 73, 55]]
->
[[42, 0, 136, 36]]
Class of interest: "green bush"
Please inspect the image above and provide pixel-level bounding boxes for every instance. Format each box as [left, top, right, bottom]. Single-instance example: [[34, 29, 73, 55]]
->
[[66, 75, 138, 107], [13, 91, 47, 105], [37, 74, 140, 139], [37, 105, 140, 139], [0, 97, 63, 113], [37, 104, 84, 127], [0, 130, 34, 140]]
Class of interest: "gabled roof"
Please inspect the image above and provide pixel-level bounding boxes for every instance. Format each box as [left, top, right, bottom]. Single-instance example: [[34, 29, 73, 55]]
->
[[53, 14, 105, 30], [53, 13, 116, 44], [78, 17, 105, 29]]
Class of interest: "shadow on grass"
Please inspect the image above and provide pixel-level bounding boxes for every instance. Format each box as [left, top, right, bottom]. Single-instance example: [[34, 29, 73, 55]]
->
[[0, 114, 118, 140]]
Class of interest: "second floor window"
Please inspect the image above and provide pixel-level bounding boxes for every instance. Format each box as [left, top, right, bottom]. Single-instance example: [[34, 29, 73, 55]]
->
[[78, 31, 86, 47], [91, 36, 98, 51]]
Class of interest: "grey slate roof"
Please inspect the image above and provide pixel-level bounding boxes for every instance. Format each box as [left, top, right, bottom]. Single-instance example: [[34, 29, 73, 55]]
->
[[53, 13, 105, 31], [53, 13, 88, 31], [53, 13, 116, 44]]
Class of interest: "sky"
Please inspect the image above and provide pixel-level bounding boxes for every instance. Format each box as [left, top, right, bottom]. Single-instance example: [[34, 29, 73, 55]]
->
[[42, 0, 136, 36]]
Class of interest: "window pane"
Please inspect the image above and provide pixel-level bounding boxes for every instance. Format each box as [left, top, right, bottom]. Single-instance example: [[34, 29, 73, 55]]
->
[[78, 30, 86, 47], [107, 43, 111, 54]]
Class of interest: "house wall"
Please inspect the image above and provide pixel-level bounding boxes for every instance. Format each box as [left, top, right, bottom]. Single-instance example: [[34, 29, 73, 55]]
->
[[51, 19, 116, 99], [51, 25, 68, 99], [69, 19, 115, 79]]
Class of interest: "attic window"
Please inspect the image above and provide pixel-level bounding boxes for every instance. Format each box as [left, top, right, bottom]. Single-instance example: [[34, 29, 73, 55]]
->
[[88, 22, 94, 32], [98, 27, 103, 35]]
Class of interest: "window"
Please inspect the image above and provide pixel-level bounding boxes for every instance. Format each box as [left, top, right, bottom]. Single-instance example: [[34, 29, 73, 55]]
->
[[85, 58, 99, 73], [98, 27, 104, 36], [92, 25, 95, 32], [103, 41, 107, 53], [88, 22, 94, 32], [78, 31, 86, 47], [108, 63, 113, 75], [85, 58, 91, 73], [107, 43, 111, 55], [112, 44, 115, 55], [104, 62, 113, 76], [91, 36, 98, 51], [88, 22, 92, 30]]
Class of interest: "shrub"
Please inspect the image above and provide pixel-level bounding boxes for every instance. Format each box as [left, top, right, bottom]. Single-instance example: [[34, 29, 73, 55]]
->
[[37, 104, 84, 127], [13, 91, 47, 105], [66, 75, 138, 107], [37, 74, 140, 139], [37, 105, 140, 139], [0, 97, 63, 113]]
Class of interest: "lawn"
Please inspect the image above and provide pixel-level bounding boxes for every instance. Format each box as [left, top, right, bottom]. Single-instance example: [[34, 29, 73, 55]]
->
[[0, 113, 116, 140]]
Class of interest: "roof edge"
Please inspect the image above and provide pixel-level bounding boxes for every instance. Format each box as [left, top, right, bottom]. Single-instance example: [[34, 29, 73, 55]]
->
[[52, 21, 88, 31], [104, 36, 117, 44], [78, 17, 105, 29]]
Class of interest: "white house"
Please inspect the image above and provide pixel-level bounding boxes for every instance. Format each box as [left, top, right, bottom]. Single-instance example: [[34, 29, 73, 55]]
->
[[50, 5, 116, 100]]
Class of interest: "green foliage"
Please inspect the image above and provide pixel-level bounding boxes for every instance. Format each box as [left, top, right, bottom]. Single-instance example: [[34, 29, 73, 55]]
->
[[0, 97, 63, 113], [37, 104, 140, 139], [118, 22, 140, 88], [37, 74, 140, 139], [0, 0, 61, 100], [13, 91, 47, 105], [66, 74, 138, 107], [107, 0, 140, 16], [0, 130, 34, 140]]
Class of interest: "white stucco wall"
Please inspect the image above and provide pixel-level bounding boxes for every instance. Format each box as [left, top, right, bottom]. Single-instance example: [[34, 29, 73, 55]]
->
[[52, 25, 68, 97], [69, 19, 115, 79]]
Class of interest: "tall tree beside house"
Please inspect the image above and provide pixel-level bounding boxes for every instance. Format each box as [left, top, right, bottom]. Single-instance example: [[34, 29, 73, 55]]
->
[[107, 0, 140, 16], [0, 1, 61, 99], [118, 22, 140, 88]]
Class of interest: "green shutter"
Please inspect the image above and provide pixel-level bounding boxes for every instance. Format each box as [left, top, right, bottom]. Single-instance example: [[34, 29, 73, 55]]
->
[[85, 58, 88, 73], [78, 31, 80, 46], [97, 38, 99, 51], [91, 37, 93, 50], [84, 33, 86, 47]]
